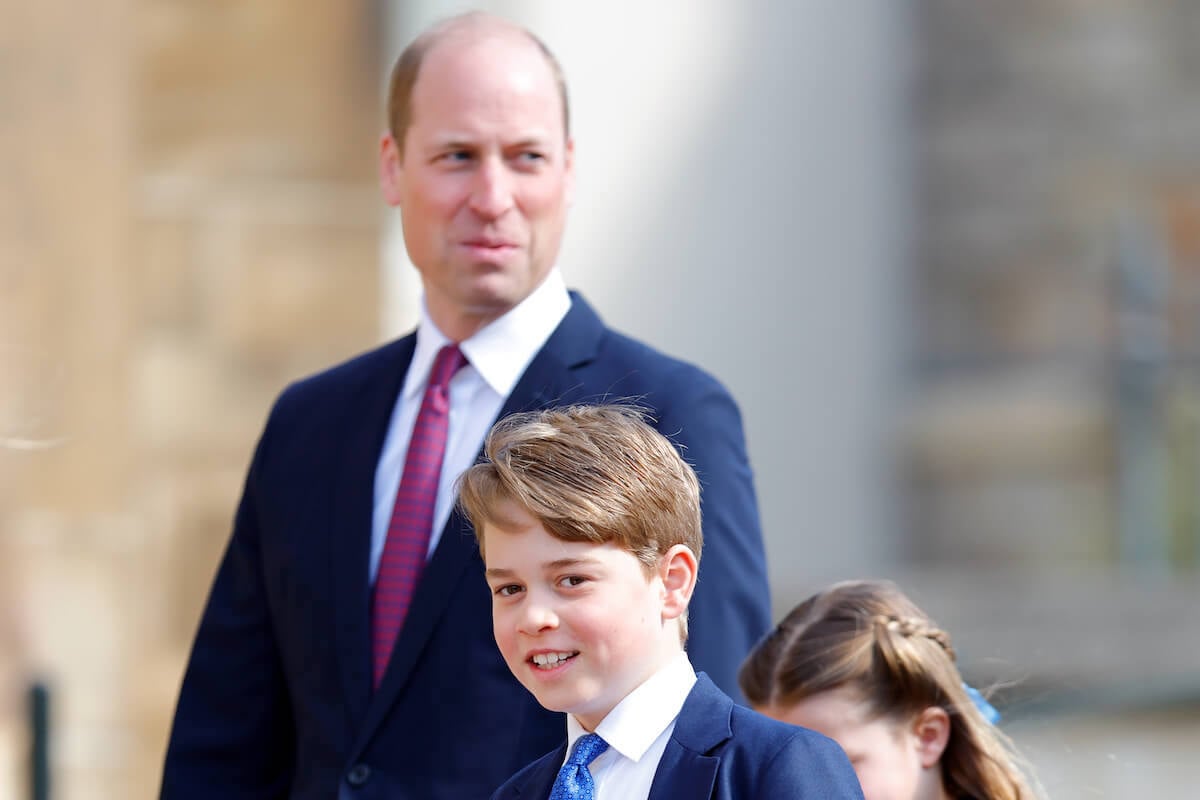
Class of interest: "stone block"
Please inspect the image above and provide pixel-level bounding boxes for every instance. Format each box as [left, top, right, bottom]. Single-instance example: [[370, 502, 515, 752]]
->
[[905, 371, 1113, 565], [209, 213, 382, 362], [138, 1, 379, 180], [132, 336, 261, 460], [136, 219, 206, 331]]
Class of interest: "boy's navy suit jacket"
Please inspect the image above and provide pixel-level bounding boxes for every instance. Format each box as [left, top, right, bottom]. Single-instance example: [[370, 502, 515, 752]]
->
[[160, 294, 771, 800], [490, 673, 866, 800]]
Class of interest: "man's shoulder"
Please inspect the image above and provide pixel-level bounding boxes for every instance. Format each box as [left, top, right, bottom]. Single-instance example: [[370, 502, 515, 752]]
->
[[574, 317, 727, 400], [274, 335, 413, 411]]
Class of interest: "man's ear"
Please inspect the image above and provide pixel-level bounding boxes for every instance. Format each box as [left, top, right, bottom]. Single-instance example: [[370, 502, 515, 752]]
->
[[912, 706, 952, 769], [658, 544, 698, 622], [563, 136, 576, 208], [379, 131, 404, 207]]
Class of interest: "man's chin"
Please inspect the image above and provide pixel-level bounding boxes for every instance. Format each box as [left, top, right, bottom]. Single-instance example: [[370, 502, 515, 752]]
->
[[459, 276, 535, 313]]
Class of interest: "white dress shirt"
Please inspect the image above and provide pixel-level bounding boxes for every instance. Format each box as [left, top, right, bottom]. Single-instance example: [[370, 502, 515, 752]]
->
[[369, 270, 571, 582], [564, 653, 698, 800]]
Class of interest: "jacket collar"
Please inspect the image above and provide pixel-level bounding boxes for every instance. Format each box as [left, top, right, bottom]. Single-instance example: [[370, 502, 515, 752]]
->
[[494, 673, 733, 800], [646, 674, 731, 800]]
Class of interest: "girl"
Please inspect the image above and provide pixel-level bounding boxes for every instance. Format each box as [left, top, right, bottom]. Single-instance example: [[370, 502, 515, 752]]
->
[[739, 579, 1037, 800]]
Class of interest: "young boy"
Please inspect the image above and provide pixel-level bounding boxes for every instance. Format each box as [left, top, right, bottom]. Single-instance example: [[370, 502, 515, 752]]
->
[[457, 405, 864, 800]]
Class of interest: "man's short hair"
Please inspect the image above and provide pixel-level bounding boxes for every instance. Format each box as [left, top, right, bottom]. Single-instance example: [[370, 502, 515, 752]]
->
[[458, 405, 703, 571], [386, 11, 570, 153]]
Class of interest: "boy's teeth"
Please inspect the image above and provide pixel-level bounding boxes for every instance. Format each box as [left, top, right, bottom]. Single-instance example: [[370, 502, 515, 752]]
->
[[532, 652, 574, 666]]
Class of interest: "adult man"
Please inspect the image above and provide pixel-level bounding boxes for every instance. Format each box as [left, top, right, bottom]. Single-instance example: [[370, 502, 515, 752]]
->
[[161, 12, 770, 800]]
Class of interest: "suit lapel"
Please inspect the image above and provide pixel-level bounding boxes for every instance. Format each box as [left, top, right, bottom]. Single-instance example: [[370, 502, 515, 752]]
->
[[647, 674, 732, 800], [494, 291, 607, 418], [648, 744, 720, 800], [356, 295, 608, 744], [329, 336, 416, 732], [359, 503, 480, 738], [494, 746, 565, 800]]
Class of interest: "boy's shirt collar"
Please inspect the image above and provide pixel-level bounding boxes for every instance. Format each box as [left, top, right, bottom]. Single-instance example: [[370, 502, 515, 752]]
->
[[565, 653, 697, 764]]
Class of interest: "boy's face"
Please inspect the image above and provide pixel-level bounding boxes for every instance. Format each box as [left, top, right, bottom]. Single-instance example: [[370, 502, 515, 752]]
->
[[482, 503, 680, 731]]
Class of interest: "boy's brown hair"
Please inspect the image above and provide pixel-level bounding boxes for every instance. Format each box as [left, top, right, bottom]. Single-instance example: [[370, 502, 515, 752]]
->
[[458, 404, 702, 572]]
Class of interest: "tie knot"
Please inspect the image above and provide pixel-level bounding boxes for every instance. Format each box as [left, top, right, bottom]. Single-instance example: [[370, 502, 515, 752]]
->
[[567, 733, 609, 767], [428, 344, 466, 391]]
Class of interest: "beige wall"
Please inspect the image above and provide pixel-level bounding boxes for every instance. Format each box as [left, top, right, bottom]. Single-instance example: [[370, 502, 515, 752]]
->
[[1, 1, 381, 796]]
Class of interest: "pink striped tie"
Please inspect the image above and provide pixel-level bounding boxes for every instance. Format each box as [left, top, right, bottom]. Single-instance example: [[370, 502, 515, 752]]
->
[[371, 344, 467, 688]]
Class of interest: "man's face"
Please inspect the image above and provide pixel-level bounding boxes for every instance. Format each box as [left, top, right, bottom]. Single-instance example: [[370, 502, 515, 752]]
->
[[482, 503, 671, 732], [380, 33, 574, 337]]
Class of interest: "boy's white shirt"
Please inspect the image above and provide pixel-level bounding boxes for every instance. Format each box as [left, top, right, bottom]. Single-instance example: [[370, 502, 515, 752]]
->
[[562, 652, 698, 800]]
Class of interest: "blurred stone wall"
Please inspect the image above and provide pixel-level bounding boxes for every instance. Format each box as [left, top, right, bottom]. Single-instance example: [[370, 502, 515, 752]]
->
[[908, 0, 1200, 570], [0, 1, 382, 796]]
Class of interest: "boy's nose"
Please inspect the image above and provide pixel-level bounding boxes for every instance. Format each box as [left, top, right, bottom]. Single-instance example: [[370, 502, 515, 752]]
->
[[517, 601, 558, 635]]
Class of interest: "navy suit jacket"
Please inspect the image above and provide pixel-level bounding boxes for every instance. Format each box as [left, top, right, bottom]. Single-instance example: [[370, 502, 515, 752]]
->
[[491, 674, 864, 800], [160, 294, 770, 800]]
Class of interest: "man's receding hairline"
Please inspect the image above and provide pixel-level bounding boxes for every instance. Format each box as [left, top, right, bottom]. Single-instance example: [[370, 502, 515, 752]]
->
[[420, 25, 554, 80], [392, 11, 569, 145], [420, 14, 558, 83]]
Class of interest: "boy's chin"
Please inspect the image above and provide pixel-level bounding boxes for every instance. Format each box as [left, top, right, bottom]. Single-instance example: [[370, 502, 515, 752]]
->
[[521, 684, 572, 713], [516, 680, 592, 719]]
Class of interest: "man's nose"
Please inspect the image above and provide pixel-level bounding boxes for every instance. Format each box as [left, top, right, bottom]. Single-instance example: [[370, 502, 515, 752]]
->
[[468, 158, 515, 219]]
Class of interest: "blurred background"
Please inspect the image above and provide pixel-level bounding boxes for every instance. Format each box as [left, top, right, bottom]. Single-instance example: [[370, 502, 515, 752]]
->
[[2, 0, 1199, 797]]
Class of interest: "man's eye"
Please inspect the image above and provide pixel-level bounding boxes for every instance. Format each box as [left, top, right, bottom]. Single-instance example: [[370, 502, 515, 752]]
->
[[514, 151, 546, 166]]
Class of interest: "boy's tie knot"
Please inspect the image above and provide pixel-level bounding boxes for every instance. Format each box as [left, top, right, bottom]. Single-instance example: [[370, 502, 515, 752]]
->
[[549, 733, 609, 799]]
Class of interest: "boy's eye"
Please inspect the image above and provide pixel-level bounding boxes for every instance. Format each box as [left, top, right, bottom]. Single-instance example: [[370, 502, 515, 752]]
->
[[558, 575, 587, 588], [494, 584, 523, 597]]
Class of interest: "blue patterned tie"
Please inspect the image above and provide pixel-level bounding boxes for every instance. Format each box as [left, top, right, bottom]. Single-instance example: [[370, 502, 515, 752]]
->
[[549, 733, 609, 800]]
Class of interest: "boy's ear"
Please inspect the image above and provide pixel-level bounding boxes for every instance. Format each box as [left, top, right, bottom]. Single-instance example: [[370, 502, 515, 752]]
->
[[658, 544, 698, 622], [911, 706, 952, 768]]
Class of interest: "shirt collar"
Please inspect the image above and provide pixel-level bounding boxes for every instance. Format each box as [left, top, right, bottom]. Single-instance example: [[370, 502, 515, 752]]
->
[[404, 269, 570, 401], [565, 653, 697, 764]]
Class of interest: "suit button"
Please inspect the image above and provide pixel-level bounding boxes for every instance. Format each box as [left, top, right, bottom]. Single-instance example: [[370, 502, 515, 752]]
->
[[347, 764, 371, 787]]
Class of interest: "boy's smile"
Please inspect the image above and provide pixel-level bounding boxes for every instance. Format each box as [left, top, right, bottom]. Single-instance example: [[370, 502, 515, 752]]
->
[[529, 650, 578, 669], [482, 502, 683, 731]]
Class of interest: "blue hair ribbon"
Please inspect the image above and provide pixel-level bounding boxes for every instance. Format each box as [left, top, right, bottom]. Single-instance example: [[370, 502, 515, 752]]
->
[[963, 683, 1001, 724]]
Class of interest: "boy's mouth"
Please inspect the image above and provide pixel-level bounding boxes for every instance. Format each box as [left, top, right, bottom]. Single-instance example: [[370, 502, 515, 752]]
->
[[529, 651, 579, 670]]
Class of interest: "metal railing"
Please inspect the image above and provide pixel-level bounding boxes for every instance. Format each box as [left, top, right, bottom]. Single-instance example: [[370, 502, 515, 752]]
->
[[28, 682, 49, 800]]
